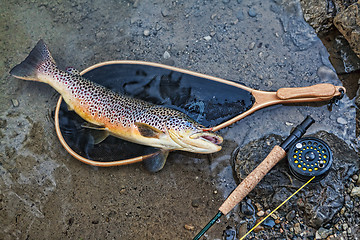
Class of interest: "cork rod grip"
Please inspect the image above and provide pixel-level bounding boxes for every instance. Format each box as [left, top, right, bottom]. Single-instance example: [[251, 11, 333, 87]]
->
[[218, 145, 287, 215]]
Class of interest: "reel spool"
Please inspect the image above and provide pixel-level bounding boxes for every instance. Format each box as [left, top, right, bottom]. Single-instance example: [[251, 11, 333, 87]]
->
[[287, 137, 332, 182]]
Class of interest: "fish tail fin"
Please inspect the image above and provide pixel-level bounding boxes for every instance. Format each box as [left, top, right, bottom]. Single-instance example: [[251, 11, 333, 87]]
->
[[10, 39, 57, 82]]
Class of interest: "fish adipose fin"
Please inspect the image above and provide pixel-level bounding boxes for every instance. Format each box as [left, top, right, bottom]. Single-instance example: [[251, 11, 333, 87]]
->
[[9, 39, 56, 81], [143, 150, 169, 172], [134, 122, 163, 138], [65, 67, 81, 76]]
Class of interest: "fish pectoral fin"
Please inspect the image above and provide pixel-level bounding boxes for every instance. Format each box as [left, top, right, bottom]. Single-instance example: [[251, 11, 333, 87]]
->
[[81, 122, 109, 144], [134, 122, 163, 138], [143, 150, 169, 172]]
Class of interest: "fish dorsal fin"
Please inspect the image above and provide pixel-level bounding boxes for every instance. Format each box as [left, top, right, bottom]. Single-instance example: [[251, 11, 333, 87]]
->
[[65, 67, 81, 76], [82, 122, 109, 144], [143, 150, 169, 172], [134, 122, 163, 138]]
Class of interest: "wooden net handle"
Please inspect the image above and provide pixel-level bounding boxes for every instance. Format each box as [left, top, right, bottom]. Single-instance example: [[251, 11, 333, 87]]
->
[[219, 145, 286, 215], [276, 83, 339, 100]]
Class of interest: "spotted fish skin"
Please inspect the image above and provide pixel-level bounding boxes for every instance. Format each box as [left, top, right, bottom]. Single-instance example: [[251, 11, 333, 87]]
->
[[43, 59, 199, 143], [10, 40, 223, 156]]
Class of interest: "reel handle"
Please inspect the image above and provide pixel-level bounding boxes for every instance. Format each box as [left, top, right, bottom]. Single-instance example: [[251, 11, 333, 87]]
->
[[280, 116, 315, 151]]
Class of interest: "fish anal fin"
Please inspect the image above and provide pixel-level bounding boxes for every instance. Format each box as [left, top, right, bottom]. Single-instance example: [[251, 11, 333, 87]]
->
[[143, 150, 169, 172], [81, 122, 107, 131], [135, 122, 163, 138]]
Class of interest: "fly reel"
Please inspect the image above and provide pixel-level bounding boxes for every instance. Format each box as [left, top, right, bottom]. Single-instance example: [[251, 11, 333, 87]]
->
[[287, 137, 332, 182]]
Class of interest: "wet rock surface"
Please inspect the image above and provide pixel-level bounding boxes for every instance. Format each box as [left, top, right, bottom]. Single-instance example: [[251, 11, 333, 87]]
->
[[299, 0, 337, 33], [299, 0, 358, 34], [300, 0, 360, 129], [334, 1, 360, 59], [1, 0, 359, 239]]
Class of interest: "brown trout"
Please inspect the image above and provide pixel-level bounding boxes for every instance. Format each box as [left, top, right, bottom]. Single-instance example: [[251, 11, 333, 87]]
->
[[10, 40, 223, 171]]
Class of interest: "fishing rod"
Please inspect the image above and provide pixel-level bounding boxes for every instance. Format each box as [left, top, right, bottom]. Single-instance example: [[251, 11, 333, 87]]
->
[[193, 116, 316, 240]]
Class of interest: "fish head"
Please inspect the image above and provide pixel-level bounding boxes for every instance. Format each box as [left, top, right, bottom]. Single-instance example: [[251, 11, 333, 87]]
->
[[166, 116, 223, 153]]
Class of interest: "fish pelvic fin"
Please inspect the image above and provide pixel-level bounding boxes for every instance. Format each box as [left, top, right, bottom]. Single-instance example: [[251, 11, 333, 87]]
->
[[10, 39, 56, 82], [143, 150, 169, 172]]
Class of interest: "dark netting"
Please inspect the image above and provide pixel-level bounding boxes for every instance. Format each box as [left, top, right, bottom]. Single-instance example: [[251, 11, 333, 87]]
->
[[84, 64, 255, 126]]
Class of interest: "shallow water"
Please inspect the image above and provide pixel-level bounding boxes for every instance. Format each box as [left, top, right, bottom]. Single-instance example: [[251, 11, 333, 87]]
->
[[1, 0, 359, 239]]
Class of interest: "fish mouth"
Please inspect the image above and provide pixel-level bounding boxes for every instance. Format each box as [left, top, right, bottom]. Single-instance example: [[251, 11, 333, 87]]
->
[[190, 132, 223, 145], [199, 135, 223, 145], [168, 129, 223, 153]]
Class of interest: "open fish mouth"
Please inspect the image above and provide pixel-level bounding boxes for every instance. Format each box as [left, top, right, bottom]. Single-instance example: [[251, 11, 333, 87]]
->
[[190, 132, 223, 145], [199, 135, 223, 145]]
